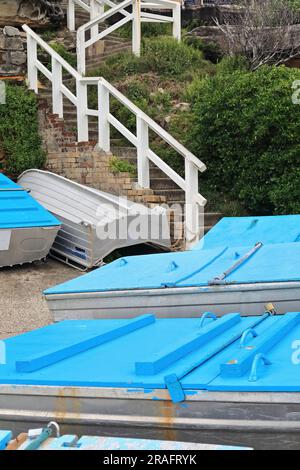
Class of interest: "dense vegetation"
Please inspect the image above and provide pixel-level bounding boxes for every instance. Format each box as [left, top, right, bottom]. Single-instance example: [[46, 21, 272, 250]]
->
[[187, 65, 300, 214], [87, 36, 299, 215], [0, 84, 45, 176]]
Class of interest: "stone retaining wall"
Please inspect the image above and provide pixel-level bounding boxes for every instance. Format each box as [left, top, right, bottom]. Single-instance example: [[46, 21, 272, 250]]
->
[[0, 26, 26, 76]]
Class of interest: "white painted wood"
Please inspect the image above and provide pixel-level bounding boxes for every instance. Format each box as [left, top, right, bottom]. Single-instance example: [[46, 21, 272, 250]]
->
[[27, 34, 38, 93], [84, 15, 133, 48], [67, 0, 75, 31], [52, 58, 63, 118], [90, 0, 103, 38], [35, 59, 52, 81], [76, 80, 89, 141], [77, 28, 86, 75], [132, 0, 141, 56], [98, 81, 110, 152], [136, 116, 150, 188], [185, 158, 200, 247], [172, 2, 181, 41], [108, 114, 138, 146]]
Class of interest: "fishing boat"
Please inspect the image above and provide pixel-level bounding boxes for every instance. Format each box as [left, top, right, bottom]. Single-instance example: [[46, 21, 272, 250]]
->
[[0, 311, 299, 450], [0, 173, 60, 268], [18, 170, 170, 271], [44, 215, 300, 320]]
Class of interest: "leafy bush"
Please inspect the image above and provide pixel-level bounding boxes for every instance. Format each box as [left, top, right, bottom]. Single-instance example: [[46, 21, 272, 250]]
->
[[187, 65, 300, 214], [0, 84, 45, 176], [89, 37, 205, 80], [109, 156, 136, 175], [49, 42, 77, 68], [141, 37, 204, 77]]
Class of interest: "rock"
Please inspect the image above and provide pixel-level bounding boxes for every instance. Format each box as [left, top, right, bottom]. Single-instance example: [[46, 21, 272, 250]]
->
[[3, 26, 19, 37], [4, 36, 23, 51], [10, 51, 26, 65], [0, 64, 22, 75], [174, 102, 191, 112]]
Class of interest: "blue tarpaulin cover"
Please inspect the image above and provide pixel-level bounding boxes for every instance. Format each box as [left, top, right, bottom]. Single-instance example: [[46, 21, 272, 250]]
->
[[193, 215, 300, 249], [45, 215, 300, 295], [0, 173, 60, 229], [1, 312, 300, 394]]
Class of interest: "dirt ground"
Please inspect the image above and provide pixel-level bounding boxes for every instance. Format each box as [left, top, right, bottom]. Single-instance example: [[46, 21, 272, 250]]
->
[[0, 258, 82, 339]]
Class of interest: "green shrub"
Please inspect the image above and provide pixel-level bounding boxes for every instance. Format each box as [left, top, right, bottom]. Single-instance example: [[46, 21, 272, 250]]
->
[[0, 84, 45, 176], [141, 37, 204, 77], [89, 37, 205, 80], [109, 156, 136, 175], [187, 65, 300, 214], [49, 42, 77, 68]]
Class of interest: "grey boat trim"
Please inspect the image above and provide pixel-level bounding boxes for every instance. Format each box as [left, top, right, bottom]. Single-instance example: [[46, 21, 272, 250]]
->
[[45, 281, 300, 320], [1, 385, 300, 449]]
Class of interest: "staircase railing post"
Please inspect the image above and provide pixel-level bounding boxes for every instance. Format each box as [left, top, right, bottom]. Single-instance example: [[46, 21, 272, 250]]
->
[[26, 33, 38, 93], [77, 28, 86, 75], [52, 57, 63, 118], [132, 0, 141, 57], [185, 159, 200, 248], [90, 0, 104, 38], [67, 0, 75, 31], [98, 80, 110, 152], [172, 1, 181, 42], [136, 115, 150, 188], [76, 79, 89, 142]]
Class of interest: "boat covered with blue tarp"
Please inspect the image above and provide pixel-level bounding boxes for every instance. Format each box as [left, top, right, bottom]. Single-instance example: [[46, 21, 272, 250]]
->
[[0, 173, 60, 267], [44, 215, 300, 320], [0, 311, 299, 449]]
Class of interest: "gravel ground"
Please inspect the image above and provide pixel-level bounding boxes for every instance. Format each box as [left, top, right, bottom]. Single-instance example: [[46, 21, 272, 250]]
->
[[0, 258, 82, 339]]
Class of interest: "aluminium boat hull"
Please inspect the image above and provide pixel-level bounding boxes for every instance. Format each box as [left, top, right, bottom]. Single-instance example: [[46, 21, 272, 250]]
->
[[0, 385, 299, 450], [0, 226, 59, 268], [18, 170, 171, 270], [45, 281, 300, 321]]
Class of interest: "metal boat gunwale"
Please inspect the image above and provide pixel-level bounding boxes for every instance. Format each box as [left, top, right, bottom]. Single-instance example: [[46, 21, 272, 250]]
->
[[45, 281, 300, 298]]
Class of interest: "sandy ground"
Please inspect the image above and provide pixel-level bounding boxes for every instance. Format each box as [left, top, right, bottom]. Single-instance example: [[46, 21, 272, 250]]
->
[[0, 258, 82, 339]]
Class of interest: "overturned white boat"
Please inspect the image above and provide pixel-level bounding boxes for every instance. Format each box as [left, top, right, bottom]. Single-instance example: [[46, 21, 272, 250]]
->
[[44, 215, 300, 320], [18, 170, 170, 270], [0, 173, 60, 268]]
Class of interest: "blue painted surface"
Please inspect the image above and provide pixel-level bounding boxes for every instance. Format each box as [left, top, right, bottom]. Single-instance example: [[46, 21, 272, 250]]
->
[[45, 242, 300, 294], [0, 431, 12, 450], [1, 313, 300, 395], [193, 215, 300, 250], [0, 173, 60, 229], [0, 431, 251, 450], [0, 173, 21, 190]]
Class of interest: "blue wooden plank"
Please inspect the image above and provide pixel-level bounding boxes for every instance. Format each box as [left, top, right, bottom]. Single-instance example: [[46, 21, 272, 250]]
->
[[0, 431, 12, 450], [135, 313, 241, 375], [43, 435, 79, 450], [16, 314, 155, 373], [221, 312, 300, 378]]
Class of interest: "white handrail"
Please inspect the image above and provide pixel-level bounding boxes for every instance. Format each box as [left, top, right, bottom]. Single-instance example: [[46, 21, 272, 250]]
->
[[68, 0, 181, 75], [23, 24, 206, 246]]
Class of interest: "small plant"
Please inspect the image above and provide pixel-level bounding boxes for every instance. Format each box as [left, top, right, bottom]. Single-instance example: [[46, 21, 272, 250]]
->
[[109, 156, 137, 175]]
